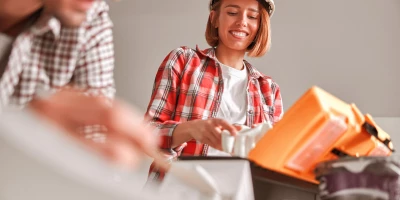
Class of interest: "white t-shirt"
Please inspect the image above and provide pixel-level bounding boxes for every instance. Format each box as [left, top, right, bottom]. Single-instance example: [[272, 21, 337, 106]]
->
[[207, 61, 248, 156]]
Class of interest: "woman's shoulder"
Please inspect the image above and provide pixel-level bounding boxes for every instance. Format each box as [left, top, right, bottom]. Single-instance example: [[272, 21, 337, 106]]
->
[[165, 45, 214, 59], [260, 74, 281, 91], [160, 46, 211, 73], [165, 46, 197, 56]]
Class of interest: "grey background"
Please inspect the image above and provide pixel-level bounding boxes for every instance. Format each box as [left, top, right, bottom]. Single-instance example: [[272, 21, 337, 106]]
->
[[109, 0, 400, 117], [107, 0, 400, 187]]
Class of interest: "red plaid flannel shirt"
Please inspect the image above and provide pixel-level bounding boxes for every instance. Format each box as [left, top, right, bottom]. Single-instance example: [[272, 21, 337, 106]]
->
[[0, 1, 115, 111], [144, 46, 284, 181]]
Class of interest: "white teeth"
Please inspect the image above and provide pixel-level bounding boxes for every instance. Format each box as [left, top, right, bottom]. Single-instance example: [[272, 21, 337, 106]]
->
[[231, 31, 247, 37]]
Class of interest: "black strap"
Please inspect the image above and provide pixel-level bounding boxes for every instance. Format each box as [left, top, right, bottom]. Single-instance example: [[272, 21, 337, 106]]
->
[[362, 122, 394, 152]]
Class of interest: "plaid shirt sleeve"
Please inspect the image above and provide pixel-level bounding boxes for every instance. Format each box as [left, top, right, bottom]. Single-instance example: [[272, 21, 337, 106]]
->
[[272, 81, 284, 124], [144, 47, 189, 155], [72, 2, 115, 99]]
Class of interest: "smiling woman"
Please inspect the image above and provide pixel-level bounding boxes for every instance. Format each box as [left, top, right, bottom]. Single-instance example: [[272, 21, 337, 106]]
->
[[143, 0, 284, 183], [206, 0, 272, 58]]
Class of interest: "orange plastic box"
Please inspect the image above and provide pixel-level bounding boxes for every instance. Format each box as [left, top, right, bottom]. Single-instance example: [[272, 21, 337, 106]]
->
[[248, 86, 394, 184]]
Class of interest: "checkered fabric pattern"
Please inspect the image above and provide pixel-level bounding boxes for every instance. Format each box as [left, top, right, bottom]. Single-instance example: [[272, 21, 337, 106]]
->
[[0, 1, 115, 111], [144, 46, 284, 181]]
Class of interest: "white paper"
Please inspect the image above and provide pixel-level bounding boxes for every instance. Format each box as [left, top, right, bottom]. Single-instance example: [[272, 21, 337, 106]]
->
[[221, 122, 272, 158], [159, 160, 255, 200]]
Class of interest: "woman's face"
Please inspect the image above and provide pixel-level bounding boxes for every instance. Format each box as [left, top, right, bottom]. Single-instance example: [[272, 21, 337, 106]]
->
[[212, 0, 260, 52]]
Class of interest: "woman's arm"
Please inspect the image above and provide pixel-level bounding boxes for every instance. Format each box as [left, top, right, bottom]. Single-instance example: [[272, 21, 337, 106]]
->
[[144, 47, 187, 152]]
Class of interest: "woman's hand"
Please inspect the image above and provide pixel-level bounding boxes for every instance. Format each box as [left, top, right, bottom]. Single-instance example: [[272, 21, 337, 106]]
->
[[173, 118, 239, 150]]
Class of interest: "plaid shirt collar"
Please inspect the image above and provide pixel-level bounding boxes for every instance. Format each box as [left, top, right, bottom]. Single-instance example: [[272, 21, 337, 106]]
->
[[30, 5, 99, 40], [31, 14, 62, 39], [195, 45, 270, 80], [29, 2, 112, 41]]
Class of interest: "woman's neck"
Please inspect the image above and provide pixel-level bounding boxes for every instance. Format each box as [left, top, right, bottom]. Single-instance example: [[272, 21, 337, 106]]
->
[[215, 45, 246, 70]]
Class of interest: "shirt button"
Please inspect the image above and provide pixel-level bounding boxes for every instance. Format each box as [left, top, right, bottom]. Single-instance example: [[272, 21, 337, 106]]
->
[[248, 110, 254, 114]]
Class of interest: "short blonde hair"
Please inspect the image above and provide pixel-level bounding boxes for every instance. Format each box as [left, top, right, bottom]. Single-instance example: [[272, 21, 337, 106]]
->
[[205, 0, 272, 57]]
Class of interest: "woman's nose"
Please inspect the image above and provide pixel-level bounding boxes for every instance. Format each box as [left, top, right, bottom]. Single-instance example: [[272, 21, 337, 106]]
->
[[235, 15, 248, 27]]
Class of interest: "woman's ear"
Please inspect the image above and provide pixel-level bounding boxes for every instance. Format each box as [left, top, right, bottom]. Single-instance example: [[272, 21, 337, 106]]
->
[[210, 11, 218, 28]]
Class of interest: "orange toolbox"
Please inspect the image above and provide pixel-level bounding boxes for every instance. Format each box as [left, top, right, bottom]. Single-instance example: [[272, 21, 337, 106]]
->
[[248, 86, 394, 184]]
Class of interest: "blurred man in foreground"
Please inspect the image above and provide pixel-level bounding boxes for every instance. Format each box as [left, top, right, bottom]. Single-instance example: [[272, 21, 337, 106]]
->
[[0, 0, 157, 171]]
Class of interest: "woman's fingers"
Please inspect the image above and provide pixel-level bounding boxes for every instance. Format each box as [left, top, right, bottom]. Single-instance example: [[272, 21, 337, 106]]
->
[[212, 118, 238, 136], [203, 135, 222, 151]]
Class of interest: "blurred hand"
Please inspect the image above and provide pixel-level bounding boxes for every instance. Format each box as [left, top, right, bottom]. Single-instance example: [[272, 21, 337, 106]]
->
[[29, 90, 159, 169], [175, 118, 239, 151]]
